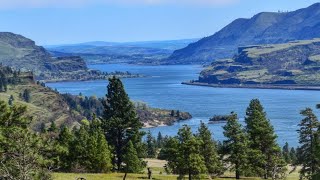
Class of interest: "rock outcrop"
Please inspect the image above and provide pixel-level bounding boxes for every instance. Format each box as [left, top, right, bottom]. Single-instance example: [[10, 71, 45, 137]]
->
[[196, 39, 320, 85]]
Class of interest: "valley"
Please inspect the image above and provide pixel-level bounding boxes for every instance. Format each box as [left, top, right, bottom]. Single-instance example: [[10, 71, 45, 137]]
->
[[2, 1, 320, 179], [47, 64, 320, 147]]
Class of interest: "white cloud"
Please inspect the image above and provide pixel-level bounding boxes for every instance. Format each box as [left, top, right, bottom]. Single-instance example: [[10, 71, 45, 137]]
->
[[0, 0, 239, 8]]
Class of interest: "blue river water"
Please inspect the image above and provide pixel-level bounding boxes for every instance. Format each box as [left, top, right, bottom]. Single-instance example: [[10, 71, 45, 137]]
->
[[47, 64, 320, 147]]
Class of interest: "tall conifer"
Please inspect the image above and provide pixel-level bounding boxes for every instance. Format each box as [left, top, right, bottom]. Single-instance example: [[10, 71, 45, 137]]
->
[[298, 108, 320, 179], [245, 99, 286, 179], [197, 122, 224, 177], [102, 76, 144, 171], [223, 112, 248, 179]]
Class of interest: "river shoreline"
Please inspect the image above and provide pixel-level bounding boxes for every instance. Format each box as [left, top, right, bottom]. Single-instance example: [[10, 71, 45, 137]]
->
[[41, 74, 145, 83], [182, 82, 320, 91]]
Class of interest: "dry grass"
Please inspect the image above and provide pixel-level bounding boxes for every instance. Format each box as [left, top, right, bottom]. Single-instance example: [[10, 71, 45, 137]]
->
[[53, 159, 301, 180]]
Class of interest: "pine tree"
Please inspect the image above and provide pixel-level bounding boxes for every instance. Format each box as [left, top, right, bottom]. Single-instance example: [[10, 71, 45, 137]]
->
[[90, 127, 113, 173], [123, 140, 144, 173], [158, 137, 179, 173], [69, 125, 90, 172], [297, 108, 320, 179], [170, 110, 175, 117], [57, 126, 74, 170], [146, 131, 157, 158], [68, 120, 112, 173], [8, 95, 14, 106], [102, 76, 144, 171], [282, 142, 291, 164], [22, 89, 31, 103], [245, 99, 286, 179], [289, 147, 297, 165], [156, 131, 163, 148], [223, 112, 248, 179], [0, 71, 7, 92], [176, 110, 180, 118], [176, 125, 207, 180], [0, 101, 49, 179], [197, 122, 224, 177], [48, 121, 58, 133]]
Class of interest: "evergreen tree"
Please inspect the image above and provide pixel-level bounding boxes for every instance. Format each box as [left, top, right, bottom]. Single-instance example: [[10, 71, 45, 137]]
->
[[22, 89, 31, 103], [48, 121, 58, 133], [176, 125, 207, 180], [90, 126, 113, 173], [176, 110, 180, 118], [282, 142, 291, 164], [68, 125, 90, 172], [156, 131, 163, 148], [123, 141, 144, 173], [68, 120, 112, 173], [102, 77, 144, 171], [223, 112, 249, 179], [39, 122, 47, 133], [158, 137, 179, 173], [8, 95, 14, 106], [196, 122, 224, 177], [0, 101, 49, 179], [170, 110, 175, 117], [57, 126, 74, 171], [146, 131, 157, 158], [297, 108, 320, 179], [289, 147, 297, 165], [245, 99, 286, 179], [0, 71, 7, 92]]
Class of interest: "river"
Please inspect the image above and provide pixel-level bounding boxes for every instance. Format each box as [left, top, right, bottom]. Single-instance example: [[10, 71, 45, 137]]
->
[[47, 64, 320, 147]]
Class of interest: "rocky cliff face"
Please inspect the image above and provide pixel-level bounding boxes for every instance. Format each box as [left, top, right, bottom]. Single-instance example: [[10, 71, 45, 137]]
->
[[198, 39, 320, 85], [50, 56, 88, 72], [167, 3, 320, 64]]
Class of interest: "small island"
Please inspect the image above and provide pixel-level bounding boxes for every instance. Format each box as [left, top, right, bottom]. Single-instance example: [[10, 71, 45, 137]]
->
[[208, 114, 232, 124], [134, 102, 192, 128]]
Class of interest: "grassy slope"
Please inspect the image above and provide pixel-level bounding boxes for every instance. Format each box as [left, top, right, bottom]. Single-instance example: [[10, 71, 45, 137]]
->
[[245, 39, 320, 58], [53, 159, 300, 180], [198, 38, 320, 85], [0, 84, 81, 130]]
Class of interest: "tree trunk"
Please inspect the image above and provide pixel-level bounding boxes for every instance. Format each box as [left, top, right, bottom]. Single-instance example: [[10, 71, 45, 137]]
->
[[235, 163, 240, 179], [189, 171, 192, 180], [123, 172, 127, 180], [117, 130, 122, 171], [264, 164, 268, 179], [236, 170, 240, 179]]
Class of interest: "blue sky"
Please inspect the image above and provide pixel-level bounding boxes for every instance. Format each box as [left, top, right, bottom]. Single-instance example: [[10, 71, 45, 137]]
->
[[0, 0, 319, 45]]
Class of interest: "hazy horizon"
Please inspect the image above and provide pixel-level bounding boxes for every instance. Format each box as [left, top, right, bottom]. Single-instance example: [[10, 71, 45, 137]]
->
[[0, 0, 319, 45]]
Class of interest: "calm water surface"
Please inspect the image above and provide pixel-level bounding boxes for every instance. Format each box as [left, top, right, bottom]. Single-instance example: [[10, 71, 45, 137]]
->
[[47, 64, 320, 147]]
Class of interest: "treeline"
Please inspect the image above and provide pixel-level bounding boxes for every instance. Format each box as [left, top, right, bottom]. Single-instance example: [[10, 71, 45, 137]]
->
[[0, 65, 31, 92], [61, 93, 104, 119], [1, 77, 320, 180], [145, 99, 288, 179], [144, 99, 320, 180], [0, 77, 146, 179]]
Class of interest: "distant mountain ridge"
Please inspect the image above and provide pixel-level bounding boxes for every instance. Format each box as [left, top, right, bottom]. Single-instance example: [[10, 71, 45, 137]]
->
[[168, 3, 320, 64], [45, 38, 199, 65], [45, 38, 199, 51]]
